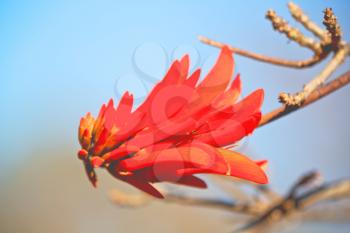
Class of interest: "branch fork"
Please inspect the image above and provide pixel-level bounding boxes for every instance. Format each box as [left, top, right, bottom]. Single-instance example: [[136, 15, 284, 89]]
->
[[199, 2, 350, 107]]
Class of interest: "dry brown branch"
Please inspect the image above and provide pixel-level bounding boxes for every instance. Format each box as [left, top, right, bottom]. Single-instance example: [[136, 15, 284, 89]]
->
[[198, 3, 333, 69], [298, 179, 350, 208], [259, 71, 350, 127], [234, 172, 350, 232], [109, 172, 350, 233], [164, 194, 263, 215], [323, 7, 342, 49], [211, 176, 263, 202], [109, 187, 264, 215], [255, 185, 280, 201], [109, 189, 152, 207], [302, 204, 350, 223], [200, 2, 350, 106], [266, 9, 322, 54], [279, 45, 349, 106], [288, 2, 328, 41], [198, 35, 322, 68], [259, 70, 350, 127], [278, 6, 348, 105]]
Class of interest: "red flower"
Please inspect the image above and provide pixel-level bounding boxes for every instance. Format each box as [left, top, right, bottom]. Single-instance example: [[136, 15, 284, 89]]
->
[[77, 47, 268, 198]]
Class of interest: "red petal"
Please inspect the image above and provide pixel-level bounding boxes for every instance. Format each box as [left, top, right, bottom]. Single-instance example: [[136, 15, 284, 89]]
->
[[256, 160, 268, 170], [212, 74, 242, 109], [178, 55, 190, 83], [122, 176, 164, 199], [83, 160, 97, 188], [113, 92, 134, 127], [194, 112, 261, 147], [120, 141, 267, 184], [132, 166, 207, 189], [192, 89, 263, 146], [178, 148, 268, 184], [103, 99, 116, 130], [190, 46, 234, 109], [107, 167, 164, 198], [129, 60, 182, 131], [124, 116, 196, 149], [161, 60, 182, 85], [184, 69, 201, 88], [149, 84, 194, 124], [118, 142, 217, 172], [91, 156, 105, 168], [231, 89, 264, 121], [174, 175, 207, 188]]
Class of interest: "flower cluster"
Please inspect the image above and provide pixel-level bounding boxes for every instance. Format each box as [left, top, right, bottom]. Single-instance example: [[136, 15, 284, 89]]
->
[[77, 47, 267, 198]]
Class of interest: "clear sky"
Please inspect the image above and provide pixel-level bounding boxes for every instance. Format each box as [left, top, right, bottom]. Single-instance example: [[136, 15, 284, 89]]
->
[[1, 1, 349, 233]]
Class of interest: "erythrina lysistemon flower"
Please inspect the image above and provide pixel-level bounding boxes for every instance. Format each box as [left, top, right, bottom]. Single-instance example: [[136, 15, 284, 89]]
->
[[77, 46, 268, 198]]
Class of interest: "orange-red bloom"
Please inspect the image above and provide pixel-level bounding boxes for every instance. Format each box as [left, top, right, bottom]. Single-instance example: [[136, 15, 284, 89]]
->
[[77, 47, 268, 198]]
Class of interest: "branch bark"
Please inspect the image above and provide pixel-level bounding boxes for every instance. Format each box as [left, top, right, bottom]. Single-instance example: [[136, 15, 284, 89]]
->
[[279, 45, 350, 106], [288, 2, 328, 41], [198, 35, 322, 68], [259, 70, 350, 127]]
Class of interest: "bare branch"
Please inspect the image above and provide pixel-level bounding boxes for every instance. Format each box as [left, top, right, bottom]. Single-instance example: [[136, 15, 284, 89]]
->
[[266, 9, 322, 54], [109, 189, 152, 207], [298, 179, 350, 208], [259, 70, 350, 127], [109, 188, 263, 215], [234, 173, 350, 232], [279, 45, 350, 106], [165, 194, 262, 215], [199, 3, 349, 107], [323, 7, 342, 49], [288, 2, 328, 41], [198, 35, 322, 68], [288, 171, 322, 197], [302, 204, 350, 223]]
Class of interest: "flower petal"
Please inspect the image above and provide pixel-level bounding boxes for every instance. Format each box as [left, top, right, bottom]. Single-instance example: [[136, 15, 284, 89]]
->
[[190, 46, 234, 109], [184, 69, 201, 88], [107, 167, 164, 198], [178, 148, 268, 184]]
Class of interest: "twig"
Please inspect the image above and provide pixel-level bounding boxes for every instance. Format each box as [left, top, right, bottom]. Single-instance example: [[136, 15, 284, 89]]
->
[[109, 188, 263, 215], [302, 204, 350, 223], [165, 194, 262, 215], [200, 2, 349, 107], [323, 8, 342, 50], [279, 45, 350, 106], [109, 189, 152, 207], [259, 70, 350, 127], [276, 6, 347, 106], [266, 9, 321, 54], [298, 179, 350, 208], [198, 35, 321, 68], [288, 2, 328, 41], [234, 173, 350, 232], [211, 176, 262, 202]]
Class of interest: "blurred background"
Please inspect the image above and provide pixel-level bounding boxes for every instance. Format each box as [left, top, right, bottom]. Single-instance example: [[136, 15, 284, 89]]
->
[[1, 0, 349, 232]]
